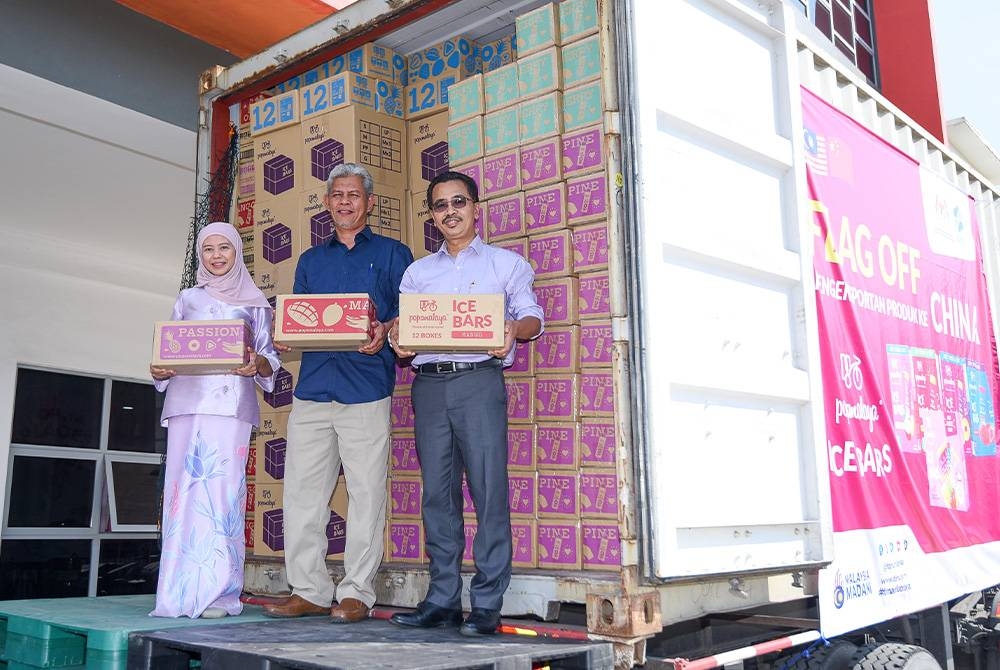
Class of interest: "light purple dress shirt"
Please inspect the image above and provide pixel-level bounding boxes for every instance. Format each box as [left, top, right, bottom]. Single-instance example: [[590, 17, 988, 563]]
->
[[154, 287, 280, 427], [399, 236, 544, 366]]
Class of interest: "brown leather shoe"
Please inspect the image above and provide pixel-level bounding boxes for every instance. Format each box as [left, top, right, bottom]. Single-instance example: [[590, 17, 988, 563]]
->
[[262, 594, 329, 618], [329, 597, 370, 623]]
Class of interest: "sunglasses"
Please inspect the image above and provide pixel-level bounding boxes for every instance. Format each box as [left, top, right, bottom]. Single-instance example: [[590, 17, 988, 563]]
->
[[430, 195, 474, 213]]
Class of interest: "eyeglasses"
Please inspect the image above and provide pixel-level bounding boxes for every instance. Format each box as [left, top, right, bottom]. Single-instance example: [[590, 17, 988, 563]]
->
[[430, 195, 474, 213]]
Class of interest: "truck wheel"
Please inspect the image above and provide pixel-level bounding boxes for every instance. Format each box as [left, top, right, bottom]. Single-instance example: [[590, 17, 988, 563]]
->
[[849, 643, 941, 670], [782, 639, 858, 670]]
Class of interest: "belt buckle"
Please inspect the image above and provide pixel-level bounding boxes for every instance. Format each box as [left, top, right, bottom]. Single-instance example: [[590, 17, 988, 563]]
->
[[435, 362, 454, 374]]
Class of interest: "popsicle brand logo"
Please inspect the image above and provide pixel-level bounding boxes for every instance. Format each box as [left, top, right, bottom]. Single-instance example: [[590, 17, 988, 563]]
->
[[419, 299, 438, 311]]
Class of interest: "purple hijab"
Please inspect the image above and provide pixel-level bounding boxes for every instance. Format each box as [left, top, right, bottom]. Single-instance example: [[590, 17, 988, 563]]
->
[[195, 222, 271, 309]]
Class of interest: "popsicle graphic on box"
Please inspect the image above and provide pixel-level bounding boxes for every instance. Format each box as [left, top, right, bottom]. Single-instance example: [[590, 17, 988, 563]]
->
[[966, 358, 997, 456], [886, 344, 918, 453], [507, 427, 535, 469], [911, 347, 943, 453], [938, 352, 969, 445]]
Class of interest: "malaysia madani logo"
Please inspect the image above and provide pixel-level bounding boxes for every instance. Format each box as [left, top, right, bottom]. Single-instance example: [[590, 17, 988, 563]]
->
[[832, 568, 873, 609]]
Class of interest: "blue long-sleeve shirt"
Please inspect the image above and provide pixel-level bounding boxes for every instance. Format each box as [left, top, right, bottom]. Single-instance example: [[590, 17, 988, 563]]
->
[[292, 226, 414, 404]]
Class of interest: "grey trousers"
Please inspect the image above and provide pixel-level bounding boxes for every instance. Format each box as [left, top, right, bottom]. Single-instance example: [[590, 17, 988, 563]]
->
[[411, 365, 511, 611]]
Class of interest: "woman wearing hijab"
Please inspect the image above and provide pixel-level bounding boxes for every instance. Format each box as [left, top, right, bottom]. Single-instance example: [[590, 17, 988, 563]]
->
[[149, 222, 280, 619]]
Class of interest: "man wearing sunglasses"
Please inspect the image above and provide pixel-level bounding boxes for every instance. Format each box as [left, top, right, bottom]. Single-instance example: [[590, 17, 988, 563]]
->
[[388, 171, 543, 636]]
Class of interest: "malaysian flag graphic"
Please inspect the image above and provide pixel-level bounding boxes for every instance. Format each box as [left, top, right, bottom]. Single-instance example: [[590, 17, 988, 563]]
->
[[804, 127, 828, 176]]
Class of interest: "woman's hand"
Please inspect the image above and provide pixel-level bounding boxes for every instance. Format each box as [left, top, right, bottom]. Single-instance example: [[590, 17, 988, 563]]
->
[[150, 364, 176, 381], [231, 348, 272, 377]]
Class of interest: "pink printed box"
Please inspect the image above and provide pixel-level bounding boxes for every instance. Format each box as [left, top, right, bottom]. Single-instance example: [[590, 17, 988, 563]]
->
[[581, 417, 615, 466], [246, 482, 256, 513], [262, 366, 295, 410], [462, 477, 475, 516], [535, 325, 581, 373], [537, 472, 580, 518], [390, 477, 422, 518], [572, 221, 608, 273], [528, 229, 573, 279], [562, 125, 605, 177], [582, 521, 621, 571], [524, 183, 567, 234], [580, 321, 612, 367], [507, 426, 536, 470], [581, 369, 614, 417], [508, 473, 537, 518], [394, 361, 416, 388], [534, 374, 580, 422], [453, 159, 484, 197], [505, 338, 535, 376], [388, 520, 424, 563], [391, 391, 415, 430], [391, 433, 420, 474], [580, 470, 618, 519], [536, 422, 580, 470], [519, 137, 562, 189], [482, 148, 521, 197], [152, 320, 251, 375], [566, 172, 608, 225], [497, 237, 529, 262], [578, 270, 611, 319], [538, 522, 582, 569], [534, 277, 580, 325], [506, 378, 535, 424], [246, 445, 257, 478], [462, 521, 478, 566], [486, 192, 525, 241], [511, 520, 537, 568]]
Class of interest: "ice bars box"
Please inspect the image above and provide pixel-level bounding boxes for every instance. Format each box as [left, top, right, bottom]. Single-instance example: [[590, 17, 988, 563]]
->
[[152, 320, 251, 375], [398, 293, 506, 351], [275, 294, 375, 349]]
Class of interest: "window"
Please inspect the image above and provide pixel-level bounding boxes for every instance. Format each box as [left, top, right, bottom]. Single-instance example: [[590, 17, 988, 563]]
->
[[801, 0, 879, 87], [2, 367, 165, 600]]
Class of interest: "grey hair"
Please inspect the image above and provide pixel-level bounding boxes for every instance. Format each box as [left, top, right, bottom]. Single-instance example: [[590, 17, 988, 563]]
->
[[326, 163, 374, 195]]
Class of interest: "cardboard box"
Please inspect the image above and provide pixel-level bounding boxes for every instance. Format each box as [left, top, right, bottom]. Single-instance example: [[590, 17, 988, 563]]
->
[[275, 294, 374, 350], [391, 387, 416, 430], [249, 89, 299, 136], [299, 73, 376, 121], [254, 126, 301, 196], [535, 325, 581, 373], [253, 262, 296, 301], [507, 425, 536, 469], [407, 190, 440, 259], [563, 80, 604, 132], [520, 137, 563, 189], [581, 368, 615, 416], [151, 320, 251, 375], [528, 229, 574, 278], [484, 107, 520, 155], [448, 74, 484, 124], [300, 106, 405, 191], [326, 43, 405, 87], [496, 236, 529, 262], [391, 433, 421, 475], [253, 483, 284, 556], [371, 182, 406, 241], [406, 36, 478, 85], [561, 34, 602, 88], [240, 228, 255, 275], [508, 473, 538, 518], [389, 476, 422, 518], [562, 124, 607, 178], [533, 276, 580, 325], [483, 62, 520, 112], [299, 188, 329, 249], [538, 472, 579, 518], [519, 92, 563, 144], [245, 515, 254, 551], [534, 373, 581, 421], [452, 159, 484, 198], [485, 192, 525, 241], [388, 519, 424, 563], [578, 270, 611, 319], [525, 183, 568, 234], [580, 417, 615, 466], [236, 198, 256, 232], [559, 0, 600, 44], [238, 160, 255, 199], [482, 148, 521, 198], [397, 293, 506, 351], [462, 521, 478, 566], [505, 378, 536, 424], [395, 360, 417, 388], [506, 336, 535, 376], [580, 321, 613, 367], [516, 3, 561, 57], [256, 411, 290, 484], [462, 477, 475, 517], [518, 47, 562, 98], [536, 421, 580, 469], [246, 443, 257, 478], [447, 116, 484, 165], [511, 520, 537, 568], [246, 482, 256, 513], [240, 93, 272, 128], [566, 172, 608, 225], [582, 521, 621, 570], [580, 469, 618, 518], [572, 221, 609, 273], [261, 359, 299, 413], [407, 112, 451, 191]]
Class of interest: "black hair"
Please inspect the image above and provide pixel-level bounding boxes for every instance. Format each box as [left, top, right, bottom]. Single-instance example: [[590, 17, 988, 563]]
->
[[426, 170, 479, 210]]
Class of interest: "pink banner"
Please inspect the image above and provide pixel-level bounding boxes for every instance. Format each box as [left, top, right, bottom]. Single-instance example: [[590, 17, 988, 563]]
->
[[806, 88, 1000, 550]]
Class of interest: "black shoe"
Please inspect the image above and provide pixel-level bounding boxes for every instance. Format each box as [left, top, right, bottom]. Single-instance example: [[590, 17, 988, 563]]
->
[[390, 602, 463, 628], [460, 608, 501, 636]]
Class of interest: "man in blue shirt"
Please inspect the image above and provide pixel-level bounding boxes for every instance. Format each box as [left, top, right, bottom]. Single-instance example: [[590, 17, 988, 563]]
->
[[263, 163, 413, 624], [388, 171, 543, 636]]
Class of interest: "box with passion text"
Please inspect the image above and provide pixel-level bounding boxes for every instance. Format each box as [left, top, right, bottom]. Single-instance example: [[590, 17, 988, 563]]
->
[[537, 522, 582, 569], [581, 368, 615, 416], [486, 192, 525, 241], [580, 469, 618, 518], [398, 293, 506, 351], [507, 425, 536, 470], [275, 294, 374, 350], [582, 520, 621, 570], [581, 417, 615, 466], [391, 433, 420, 475], [520, 137, 562, 189], [525, 182, 567, 234], [152, 320, 251, 375], [533, 276, 580, 325], [572, 220, 609, 273], [535, 373, 581, 421], [528, 229, 574, 278], [505, 378, 536, 424], [535, 325, 581, 374], [536, 421, 580, 470]]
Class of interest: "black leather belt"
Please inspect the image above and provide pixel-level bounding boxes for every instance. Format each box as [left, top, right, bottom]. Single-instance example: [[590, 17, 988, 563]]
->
[[416, 359, 502, 374]]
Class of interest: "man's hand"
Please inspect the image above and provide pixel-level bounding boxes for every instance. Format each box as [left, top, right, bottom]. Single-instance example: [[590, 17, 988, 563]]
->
[[358, 320, 387, 355], [387, 318, 417, 358], [487, 319, 519, 359], [150, 364, 176, 381]]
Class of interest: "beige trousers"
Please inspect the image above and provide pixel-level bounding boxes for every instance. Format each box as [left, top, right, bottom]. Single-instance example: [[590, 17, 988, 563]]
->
[[282, 396, 390, 608]]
